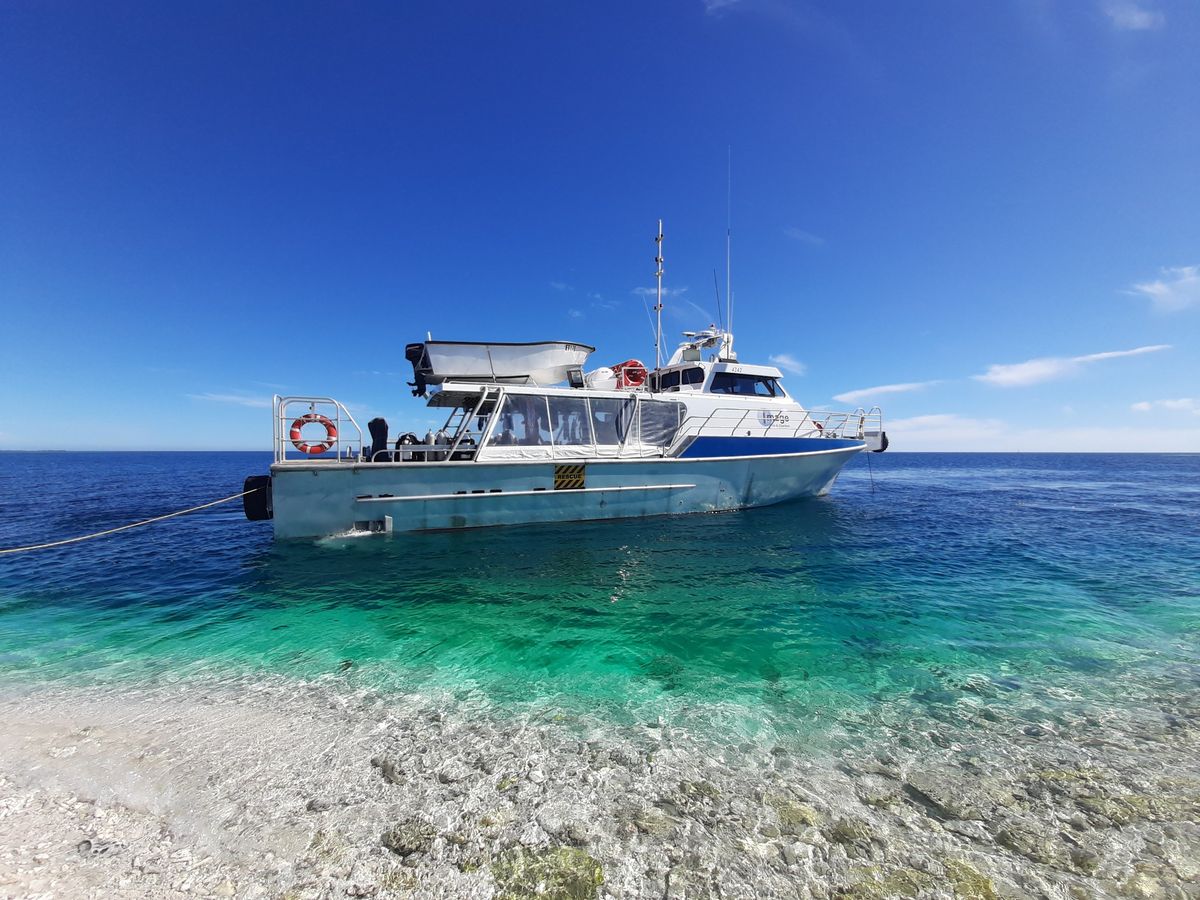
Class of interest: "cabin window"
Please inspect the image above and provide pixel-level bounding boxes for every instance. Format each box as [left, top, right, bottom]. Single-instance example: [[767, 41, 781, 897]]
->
[[492, 395, 552, 446], [639, 400, 684, 447], [651, 367, 704, 392], [549, 396, 592, 446], [709, 373, 780, 397], [590, 397, 635, 445]]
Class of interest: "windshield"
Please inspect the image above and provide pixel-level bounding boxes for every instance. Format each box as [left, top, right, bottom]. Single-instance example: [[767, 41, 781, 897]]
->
[[709, 373, 781, 397]]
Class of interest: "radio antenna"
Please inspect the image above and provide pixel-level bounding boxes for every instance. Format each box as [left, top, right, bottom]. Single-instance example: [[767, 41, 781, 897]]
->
[[712, 268, 725, 330]]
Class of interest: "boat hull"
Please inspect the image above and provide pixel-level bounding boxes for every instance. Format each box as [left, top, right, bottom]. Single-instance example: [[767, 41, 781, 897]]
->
[[267, 445, 863, 538]]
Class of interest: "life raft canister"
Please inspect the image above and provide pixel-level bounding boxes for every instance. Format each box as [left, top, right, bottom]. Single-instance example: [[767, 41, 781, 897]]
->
[[289, 413, 338, 455], [610, 359, 648, 389]]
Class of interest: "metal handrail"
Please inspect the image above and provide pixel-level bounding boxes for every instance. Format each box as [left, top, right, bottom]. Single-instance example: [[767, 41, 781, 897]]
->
[[274, 391, 881, 465], [446, 386, 498, 459], [273, 396, 364, 463], [669, 404, 883, 455]]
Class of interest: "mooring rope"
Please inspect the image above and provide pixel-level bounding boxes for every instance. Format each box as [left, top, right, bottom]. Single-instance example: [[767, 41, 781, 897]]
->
[[0, 488, 259, 555]]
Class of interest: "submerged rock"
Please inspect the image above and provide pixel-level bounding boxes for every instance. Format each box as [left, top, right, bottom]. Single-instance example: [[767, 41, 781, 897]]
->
[[942, 859, 1000, 900], [370, 755, 405, 785], [838, 864, 935, 898], [536, 800, 589, 842], [766, 795, 823, 833], [857, 775, 902, 809], [994, 819, 1071, 869], [491, 845, 604, 899], [632, 806, 676, 838], [826, 818, 876, 848], [679, 780, 721, 801], [903, 770, 1010, 822], [437, 760, 471, 783], [381, 821, 437, 858], [1120, 864, 1169, 898]]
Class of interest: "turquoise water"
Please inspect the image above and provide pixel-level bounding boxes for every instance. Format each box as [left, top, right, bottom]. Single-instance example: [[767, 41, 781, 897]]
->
[[2, 451, 1198, 747]]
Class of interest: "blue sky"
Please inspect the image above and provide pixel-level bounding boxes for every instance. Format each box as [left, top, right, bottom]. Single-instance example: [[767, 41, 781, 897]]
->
[[2, 0, 1197, 451]]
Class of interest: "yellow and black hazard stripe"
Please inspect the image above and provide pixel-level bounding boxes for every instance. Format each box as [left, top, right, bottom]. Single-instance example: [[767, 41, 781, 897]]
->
[[553, 464, 586, 490]]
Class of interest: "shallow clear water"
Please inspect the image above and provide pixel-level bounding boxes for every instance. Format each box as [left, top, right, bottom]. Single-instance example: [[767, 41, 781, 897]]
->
[[2, 451, 1198, 748]]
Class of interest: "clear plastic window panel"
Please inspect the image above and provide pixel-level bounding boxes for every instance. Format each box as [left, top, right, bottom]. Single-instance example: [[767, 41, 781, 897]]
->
[[492, 395, 552, 446], [549, 396, 592, 446], [589, 397, 636, 445], [639, 400, 683, 447]]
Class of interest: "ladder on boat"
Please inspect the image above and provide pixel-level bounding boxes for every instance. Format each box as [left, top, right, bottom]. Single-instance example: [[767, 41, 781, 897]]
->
[[443, 386, 502, 459]]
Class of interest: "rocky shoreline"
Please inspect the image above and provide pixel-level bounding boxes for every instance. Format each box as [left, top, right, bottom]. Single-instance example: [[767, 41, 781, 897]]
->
[[1, 675, 1198, 899]]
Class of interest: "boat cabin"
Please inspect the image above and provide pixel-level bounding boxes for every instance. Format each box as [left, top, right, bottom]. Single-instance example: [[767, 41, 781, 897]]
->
[[648, 361, 788, 398], [424, 384, 687, 461]]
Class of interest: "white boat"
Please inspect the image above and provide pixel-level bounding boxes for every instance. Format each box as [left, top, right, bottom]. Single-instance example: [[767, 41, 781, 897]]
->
[[404, 340, 595, 395], [242, 229, 887, 538]]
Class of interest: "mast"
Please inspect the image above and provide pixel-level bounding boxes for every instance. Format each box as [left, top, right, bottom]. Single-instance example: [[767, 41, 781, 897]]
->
[[654, 219, 664, 369], [725, 148, 733, 353]]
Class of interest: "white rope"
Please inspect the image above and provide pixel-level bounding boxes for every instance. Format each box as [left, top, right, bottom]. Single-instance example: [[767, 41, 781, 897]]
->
[[0, 488, 259, 555]]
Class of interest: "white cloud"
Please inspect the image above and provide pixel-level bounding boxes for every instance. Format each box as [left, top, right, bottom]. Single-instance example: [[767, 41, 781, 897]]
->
[[703, 0, 741, 13], [549, 281, 572, 292], [1102, 1, 1165, 30], [1128, 265, 1200, 312], [1131, 398, 1199, 414], [676, 297, 721, 323], [632, 286, 719, 325], [888, 413, 1006, 440], [885, 412, 1200, 452], [973, 344, 1170, 387], [632, 286, 689, 298], [768, 353, 807, 375], [568, 308, 583, 319], [783, 227, 825, 247], [833, 380, 941, 404], [187, 392, 272, 409]]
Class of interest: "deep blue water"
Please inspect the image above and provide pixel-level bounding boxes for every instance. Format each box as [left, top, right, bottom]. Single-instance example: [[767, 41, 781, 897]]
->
[[1, 451, 1198, 744]]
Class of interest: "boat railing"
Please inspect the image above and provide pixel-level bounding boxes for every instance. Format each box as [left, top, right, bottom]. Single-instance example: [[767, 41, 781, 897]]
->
[[274, 396, 365, 463], [670, 404, 883, 452]]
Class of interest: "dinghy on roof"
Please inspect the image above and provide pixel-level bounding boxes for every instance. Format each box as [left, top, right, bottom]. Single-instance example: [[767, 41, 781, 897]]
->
[[405, 340, 595, 396]]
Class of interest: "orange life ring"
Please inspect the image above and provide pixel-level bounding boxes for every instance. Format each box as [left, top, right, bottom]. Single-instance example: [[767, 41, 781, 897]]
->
[[289, 413, 338, 455], [611, 359, 647, 389]]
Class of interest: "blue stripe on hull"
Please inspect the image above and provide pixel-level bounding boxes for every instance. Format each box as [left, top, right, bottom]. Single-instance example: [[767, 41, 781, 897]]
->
[[678, 436, 863, 458]]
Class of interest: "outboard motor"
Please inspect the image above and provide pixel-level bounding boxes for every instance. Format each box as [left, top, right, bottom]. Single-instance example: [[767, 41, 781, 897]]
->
[[405, 343, 429, 397], [243, 474, 273, 521], [368, 417, 391, 462]]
